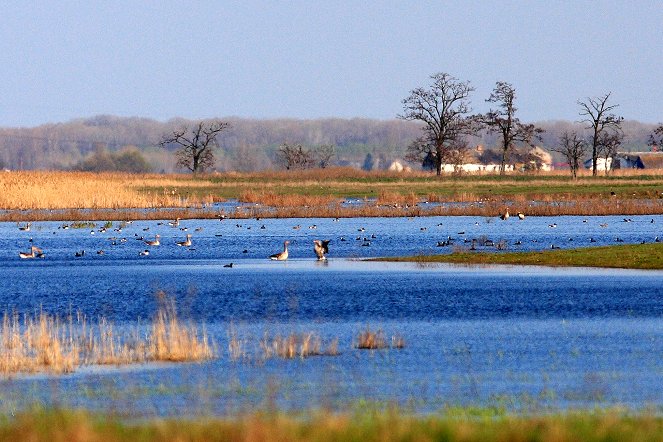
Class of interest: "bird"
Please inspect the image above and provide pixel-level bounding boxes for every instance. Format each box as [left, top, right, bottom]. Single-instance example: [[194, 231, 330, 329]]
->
[[176, 234, 192, 247], [75, 250, 85, 257], [313, 239, 330, 260], [168, 217, 180, 227], [270, 240, 290, 260], [499, 209, 510, 220], [548, 223, 557, 228], [18, 222, 31, 231], [19, 246, 43, 259], [139, 249, 150, 256], [550, 244, 560, 249], [144, 234, 160, 246], [223, 263, 233, 268], [517, 212, 525, 220]]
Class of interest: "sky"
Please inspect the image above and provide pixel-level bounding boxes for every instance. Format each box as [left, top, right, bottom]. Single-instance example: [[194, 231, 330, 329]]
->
[[0, 1, 661, 127]]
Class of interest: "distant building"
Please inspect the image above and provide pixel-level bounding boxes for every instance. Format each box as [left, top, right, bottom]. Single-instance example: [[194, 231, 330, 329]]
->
[[613, 152, 663, 170], [584, 157, 613, 171]]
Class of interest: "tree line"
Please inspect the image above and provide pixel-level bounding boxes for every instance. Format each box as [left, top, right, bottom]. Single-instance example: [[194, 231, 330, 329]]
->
[[0, 90, 660, 174]]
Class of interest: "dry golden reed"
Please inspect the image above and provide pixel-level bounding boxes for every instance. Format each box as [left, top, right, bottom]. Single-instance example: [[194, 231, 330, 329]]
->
[[258, 332, 339, 359], [0, 306, 214, 376]]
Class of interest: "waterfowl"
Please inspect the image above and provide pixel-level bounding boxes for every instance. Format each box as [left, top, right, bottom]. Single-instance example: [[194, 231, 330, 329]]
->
[[139, 249, 150, 256], [18, 222, 31, 231], [168, 218, 180, 227], [313, 239, 330, 260], [499, 209, 510, 220], [75, 250, 85, 257], [270, 240, 289, 260], [144, 234, 160, 246], [517, 212, 525, 220], [550, 244, 560, 249], [19, 246, 43, 259], [176, 234, 192, 247], [223, 263, 233, 268]]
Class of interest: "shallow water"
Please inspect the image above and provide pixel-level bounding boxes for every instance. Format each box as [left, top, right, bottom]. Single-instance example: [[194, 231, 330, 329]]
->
[[1, 215, 662, 416]]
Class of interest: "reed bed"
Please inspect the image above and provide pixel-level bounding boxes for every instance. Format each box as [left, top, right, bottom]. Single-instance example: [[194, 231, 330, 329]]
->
[[259, 332, 339, 359], [2, 170, 663, 219], [355, 327, 405, 350], [0, 306, 214, 376]]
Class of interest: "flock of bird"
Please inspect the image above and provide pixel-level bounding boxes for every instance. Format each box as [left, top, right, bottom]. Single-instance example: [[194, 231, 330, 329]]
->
[[16, 210, 658, 262], [16, 218, 332, 263]]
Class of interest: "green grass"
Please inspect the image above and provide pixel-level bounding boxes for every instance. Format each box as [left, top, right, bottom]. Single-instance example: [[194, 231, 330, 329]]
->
[[380, 243, 663, 270], [0, 408, 661, 441]]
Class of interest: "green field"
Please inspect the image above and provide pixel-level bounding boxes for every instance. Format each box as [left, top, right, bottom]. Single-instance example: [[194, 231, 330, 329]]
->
[[379, 243, 663, 270], [1, 408, 661, 442]]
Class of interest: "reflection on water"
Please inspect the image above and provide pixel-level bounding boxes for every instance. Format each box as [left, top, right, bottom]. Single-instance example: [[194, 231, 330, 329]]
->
[[1, 215, 662, 415]]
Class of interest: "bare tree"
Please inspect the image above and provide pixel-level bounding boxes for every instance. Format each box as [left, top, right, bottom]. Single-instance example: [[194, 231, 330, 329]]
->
[[551, 131, 587, 180], [648, 124, 663, 150], [314, 144, 335, 168], [598, 131, 624, 176], [479, 81, 543, 175], [578, 93, 623, 176], [159, 121, 230, 173], [277, 142, 315, 170], [399, 72, 476, 176]]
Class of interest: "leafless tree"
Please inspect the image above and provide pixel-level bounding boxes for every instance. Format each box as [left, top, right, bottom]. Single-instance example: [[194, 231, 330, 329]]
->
[[277, 142, 315, 170], [598, 130, 624, 176], [159, 121, 230, 173], [648, 124, 663, 150], [578, 93, 623, 176], [399, 72, 477, 175], [551, 131, 587, 180], [479, 81, 543, 175], [314, 144, 335, 168]]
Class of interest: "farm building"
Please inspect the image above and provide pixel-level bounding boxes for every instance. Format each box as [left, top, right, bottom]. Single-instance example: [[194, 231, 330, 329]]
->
[[612, 152, 663, 170]]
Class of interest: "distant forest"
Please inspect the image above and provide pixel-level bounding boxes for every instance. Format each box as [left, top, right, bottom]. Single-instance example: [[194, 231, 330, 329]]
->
[[0, 115, 658, 172]]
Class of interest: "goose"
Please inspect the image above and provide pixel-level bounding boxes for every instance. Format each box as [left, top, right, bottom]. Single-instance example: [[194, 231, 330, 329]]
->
[[499, 209, 510, 220], [144, 234, 160, 246], [313, 239, 330, 260], [176, 234, 192, 247], [223, 263, 233, 268], [270, 240, 289, 260], [18, 222, 31, 231], [168, 218, 180, 227], [19, 246, 43, 259], [517, 212, 525, 220]]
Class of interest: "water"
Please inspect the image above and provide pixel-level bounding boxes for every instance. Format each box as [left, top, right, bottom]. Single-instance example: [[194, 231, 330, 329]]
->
[[1, 215, 662, 416]]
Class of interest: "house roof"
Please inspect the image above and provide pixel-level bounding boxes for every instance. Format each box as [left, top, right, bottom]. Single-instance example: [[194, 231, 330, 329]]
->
[[618, 152, 663, 169]]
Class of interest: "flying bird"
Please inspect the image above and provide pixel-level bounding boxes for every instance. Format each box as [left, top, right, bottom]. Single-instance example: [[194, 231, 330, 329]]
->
[[313, 239, 330, 260]]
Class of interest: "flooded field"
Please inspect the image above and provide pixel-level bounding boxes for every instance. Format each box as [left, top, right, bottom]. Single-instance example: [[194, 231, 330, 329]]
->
[[1, 215, 662, 416]]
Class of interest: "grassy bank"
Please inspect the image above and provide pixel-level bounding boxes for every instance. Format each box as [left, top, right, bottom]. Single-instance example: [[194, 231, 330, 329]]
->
[[0, 408, 661, 441], [1, 170, 662, 220], [380, 243, 663, 270]]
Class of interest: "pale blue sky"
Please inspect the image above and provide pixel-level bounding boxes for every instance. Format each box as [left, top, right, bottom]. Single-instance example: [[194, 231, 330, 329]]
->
[[1, 1, 661, 127]]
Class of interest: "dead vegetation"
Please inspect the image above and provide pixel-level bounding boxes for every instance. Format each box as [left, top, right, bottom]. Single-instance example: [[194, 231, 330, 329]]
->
[[0, 302, 214, 376]]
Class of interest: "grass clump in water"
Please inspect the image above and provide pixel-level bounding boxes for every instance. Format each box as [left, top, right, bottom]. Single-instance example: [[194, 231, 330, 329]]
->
[[0, 300, 214, 376]]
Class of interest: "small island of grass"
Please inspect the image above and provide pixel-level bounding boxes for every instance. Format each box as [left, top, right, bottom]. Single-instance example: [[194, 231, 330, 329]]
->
[[378, 243, 663, 270]]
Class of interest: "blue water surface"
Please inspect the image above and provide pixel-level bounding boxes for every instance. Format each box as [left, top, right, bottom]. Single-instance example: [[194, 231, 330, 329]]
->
[[0, 215, 661, 416]]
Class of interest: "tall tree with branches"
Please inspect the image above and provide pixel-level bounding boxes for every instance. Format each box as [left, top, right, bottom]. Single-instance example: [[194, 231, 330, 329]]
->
[[551, 131, 587, 180], [577, 93, 623, 176], [649, 124, 663, 150], [479, 81, 543, 175], [159, 121, 230, 173], [399, 72, 476, 176]]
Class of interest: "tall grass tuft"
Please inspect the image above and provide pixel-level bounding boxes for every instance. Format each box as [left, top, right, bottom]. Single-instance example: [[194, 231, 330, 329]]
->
[[0, 303, 214, 376]]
